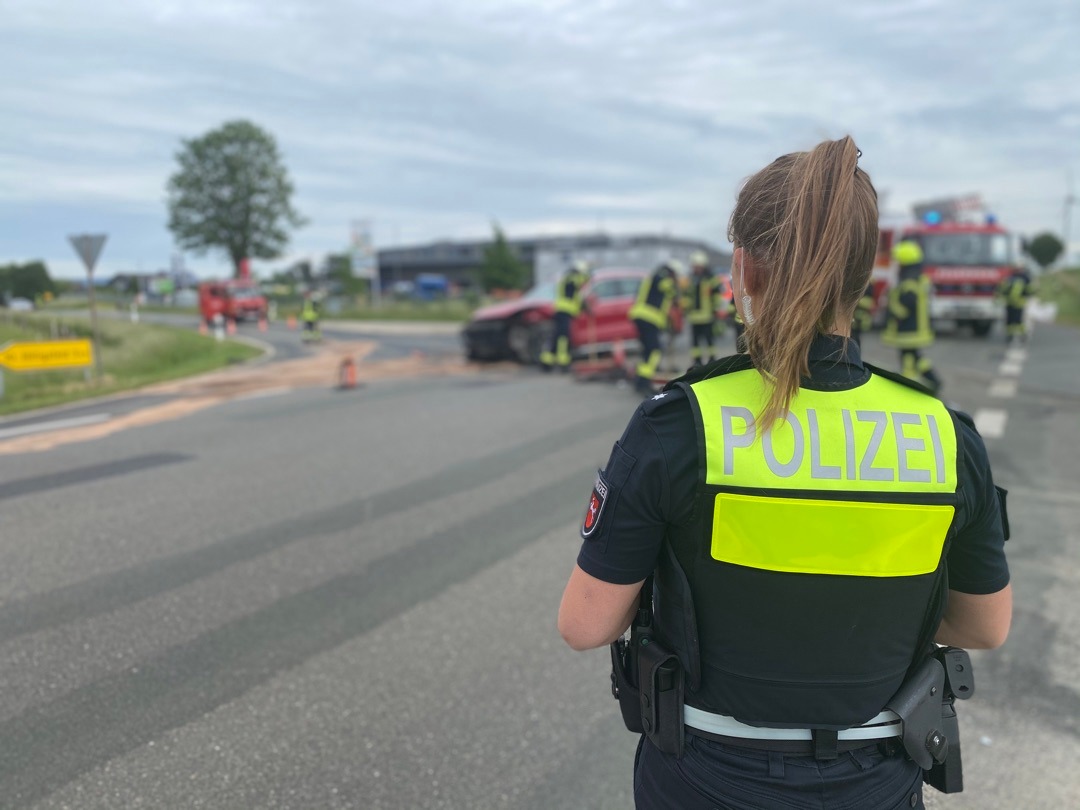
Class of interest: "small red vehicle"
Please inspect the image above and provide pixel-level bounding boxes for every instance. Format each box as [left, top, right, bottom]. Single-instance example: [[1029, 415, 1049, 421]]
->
[[462, 268, 684, 364], [198, 280, 268, 324]]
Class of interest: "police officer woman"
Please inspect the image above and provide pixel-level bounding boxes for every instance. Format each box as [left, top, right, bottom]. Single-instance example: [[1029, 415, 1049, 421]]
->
[[558, 137, 1011, 810]]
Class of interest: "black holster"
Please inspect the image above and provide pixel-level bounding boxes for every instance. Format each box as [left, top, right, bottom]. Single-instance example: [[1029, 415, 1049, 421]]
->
[[609, 577, 685, 757], [924, 647, 975, 794], [886, 647, 974, 794]]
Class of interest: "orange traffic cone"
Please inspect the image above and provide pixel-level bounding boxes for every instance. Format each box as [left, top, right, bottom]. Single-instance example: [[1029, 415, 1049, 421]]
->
[[338, 356, 359, 390], [258, 317, 268, 332], [286, 315, 297, 330], [612, 339, 627, 369], [226, 319, 237, 336], [198, 321, 208, 336]]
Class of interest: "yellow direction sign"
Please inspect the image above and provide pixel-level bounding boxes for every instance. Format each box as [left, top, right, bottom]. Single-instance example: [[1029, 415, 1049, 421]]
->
[[0, 339, 94, 371]]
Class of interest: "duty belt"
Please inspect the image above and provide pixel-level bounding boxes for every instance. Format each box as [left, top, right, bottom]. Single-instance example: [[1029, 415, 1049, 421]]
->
[[684, 705, 902, 758]]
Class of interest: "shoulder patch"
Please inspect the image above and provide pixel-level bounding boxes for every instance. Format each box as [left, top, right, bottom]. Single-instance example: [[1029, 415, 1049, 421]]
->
[[581, 470, 609, 539]]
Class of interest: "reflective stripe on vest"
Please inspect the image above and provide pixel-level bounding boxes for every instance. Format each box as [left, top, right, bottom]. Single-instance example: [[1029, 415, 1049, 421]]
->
[[554, 272, 587, 316], [687, 277, 717, 325], [690, 369, 958, 578], [882, 275, 933, 348], [629, 274, 676, 328]]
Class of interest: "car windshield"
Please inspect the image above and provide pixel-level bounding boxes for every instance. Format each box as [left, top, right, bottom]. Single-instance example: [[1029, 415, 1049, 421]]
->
[[229, 287, 262, 299], [522, 281, 555, 301], [919, 233, 1012, 266]]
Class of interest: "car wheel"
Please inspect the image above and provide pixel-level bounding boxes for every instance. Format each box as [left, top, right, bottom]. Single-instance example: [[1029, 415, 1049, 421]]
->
[[508, 320, 551, 365], [971, 320, 993, 338]]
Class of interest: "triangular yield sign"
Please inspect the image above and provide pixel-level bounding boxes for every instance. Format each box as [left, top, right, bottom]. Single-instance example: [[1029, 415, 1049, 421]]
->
[[68, 234, 108, 273]]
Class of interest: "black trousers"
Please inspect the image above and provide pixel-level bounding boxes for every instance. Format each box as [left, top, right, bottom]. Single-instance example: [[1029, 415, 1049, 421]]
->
[[635, 735, 923, 810], [689, 323, 715, 364], [899, 348, 941, 393], [634, 319, 663, 388]]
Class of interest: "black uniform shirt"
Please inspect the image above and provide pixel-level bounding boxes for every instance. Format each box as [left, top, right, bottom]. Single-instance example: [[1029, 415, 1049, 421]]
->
[[577, 335, 1010, 595]]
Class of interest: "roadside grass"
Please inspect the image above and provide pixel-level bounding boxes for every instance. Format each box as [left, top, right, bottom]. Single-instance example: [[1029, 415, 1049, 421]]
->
[[0, 313, 260, 416], [1038, 267, 1080, 328]]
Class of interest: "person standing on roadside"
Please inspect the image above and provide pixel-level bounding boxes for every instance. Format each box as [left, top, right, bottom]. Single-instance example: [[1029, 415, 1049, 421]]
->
[[628, 261, 681, 395], [540, 260, 591, 372], [882, 240, 942, 393], [559, 137, 1011, 810], [683, 251, 724, 366], [996, 262, 1035, 344]]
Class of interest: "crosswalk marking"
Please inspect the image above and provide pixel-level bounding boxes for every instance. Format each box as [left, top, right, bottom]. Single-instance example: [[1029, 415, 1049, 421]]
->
[[988, 379, 1018, 399], [973, 408, 1009, 439]]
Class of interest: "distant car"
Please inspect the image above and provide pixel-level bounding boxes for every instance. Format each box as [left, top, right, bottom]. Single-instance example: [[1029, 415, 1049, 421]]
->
[[462, 268, 684, 364], [7, 297, 34, 312]]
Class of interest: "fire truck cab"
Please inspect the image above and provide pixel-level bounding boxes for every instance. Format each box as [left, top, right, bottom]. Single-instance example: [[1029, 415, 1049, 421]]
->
[[876, 197, 1015, 338]]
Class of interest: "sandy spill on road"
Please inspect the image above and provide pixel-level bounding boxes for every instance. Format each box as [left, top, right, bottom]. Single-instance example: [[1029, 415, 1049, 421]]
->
[[0, 341, 488, 454]]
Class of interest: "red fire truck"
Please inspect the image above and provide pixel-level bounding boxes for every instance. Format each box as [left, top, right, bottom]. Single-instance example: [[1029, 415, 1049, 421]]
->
[[198, 280, 268, 324], [872, 196, 1014, 337]]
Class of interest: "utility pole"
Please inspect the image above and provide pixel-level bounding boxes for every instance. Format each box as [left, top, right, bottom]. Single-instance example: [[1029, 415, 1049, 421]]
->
[[1065, 169, 1076, 266]]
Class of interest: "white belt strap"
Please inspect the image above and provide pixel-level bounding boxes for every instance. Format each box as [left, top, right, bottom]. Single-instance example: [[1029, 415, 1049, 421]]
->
[[684, 706, 902, 742]]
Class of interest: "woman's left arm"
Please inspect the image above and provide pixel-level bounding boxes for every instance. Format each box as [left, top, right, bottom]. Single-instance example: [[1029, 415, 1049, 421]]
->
[[558, 564, 645, 651]]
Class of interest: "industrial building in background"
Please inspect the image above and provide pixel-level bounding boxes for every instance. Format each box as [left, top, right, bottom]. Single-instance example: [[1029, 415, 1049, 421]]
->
[[376, 233, 730, 293]]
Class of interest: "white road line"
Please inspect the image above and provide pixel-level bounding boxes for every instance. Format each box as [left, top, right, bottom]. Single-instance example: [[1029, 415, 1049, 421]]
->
[[0, 412, 111, 440], [998, 360, 1023, 377], [988, 379, 1018, 399], [973, 408, 1008, 439], [233, 387, 293, 403], [1004, 348, 1028, 363]]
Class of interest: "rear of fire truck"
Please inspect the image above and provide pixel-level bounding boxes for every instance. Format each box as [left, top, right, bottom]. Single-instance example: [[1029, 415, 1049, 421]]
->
[[881, 195, 1015, 338]]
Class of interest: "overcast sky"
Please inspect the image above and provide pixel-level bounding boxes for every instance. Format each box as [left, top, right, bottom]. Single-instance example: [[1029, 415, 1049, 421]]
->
[[2, 0, 1078, 279]]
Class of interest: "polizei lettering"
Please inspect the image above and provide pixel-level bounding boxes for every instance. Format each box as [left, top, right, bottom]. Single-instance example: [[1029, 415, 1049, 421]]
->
[[719, 406, 947, 483]]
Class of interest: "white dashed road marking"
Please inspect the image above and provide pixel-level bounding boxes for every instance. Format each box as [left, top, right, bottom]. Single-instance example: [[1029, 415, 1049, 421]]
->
[[998, 360, 1023, 377], [973, 408, 1009, 439], [988, 379, 1018, 399], [0, 413, 111, 440]]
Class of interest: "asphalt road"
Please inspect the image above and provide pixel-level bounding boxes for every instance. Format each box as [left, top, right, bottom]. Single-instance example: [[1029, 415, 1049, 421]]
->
[[0, 322, 1076, 808]]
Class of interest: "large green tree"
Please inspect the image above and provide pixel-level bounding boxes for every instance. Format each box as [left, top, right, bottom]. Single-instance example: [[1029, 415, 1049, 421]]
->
[[166, 120, 305, 276], [1025, 232, 1065, 270], [477, 225, 529, 292], [0, 260, 55, 301]]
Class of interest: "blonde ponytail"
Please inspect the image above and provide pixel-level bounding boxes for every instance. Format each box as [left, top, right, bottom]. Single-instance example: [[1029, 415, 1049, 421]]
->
[[728, 136, 878, 428]]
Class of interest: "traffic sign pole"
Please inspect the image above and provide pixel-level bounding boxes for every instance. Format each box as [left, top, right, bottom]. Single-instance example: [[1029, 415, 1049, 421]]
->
[[68, 234, 107, 380]]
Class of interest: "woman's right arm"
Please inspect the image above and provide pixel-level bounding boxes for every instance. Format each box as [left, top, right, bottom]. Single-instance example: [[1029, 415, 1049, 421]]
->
[[939, 417, 1013, 650], [935, 585, 1012, 649]]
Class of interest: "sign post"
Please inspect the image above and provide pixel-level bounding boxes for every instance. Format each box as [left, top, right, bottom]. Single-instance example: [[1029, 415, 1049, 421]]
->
[[350, 220, 380, 308], [68, 234, 107, 379]]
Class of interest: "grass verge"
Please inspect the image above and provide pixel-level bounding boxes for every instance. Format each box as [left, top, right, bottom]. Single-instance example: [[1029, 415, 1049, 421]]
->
[[0, 313, 261, 416], [1038, 267, 1080, 328]]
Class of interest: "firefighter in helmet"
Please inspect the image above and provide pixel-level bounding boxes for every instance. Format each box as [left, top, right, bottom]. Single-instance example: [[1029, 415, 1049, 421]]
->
[[995, 262, 1035, 344], [882, 239, 942, 393], [629, 260, 681, 395], [683, 251, 725, 366], [540, 260, 591, 372]]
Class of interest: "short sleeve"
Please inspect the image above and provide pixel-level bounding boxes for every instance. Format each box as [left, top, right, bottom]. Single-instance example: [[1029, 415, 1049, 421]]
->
[[947, 415, 1011, 595], [576, 409, 667, 584]]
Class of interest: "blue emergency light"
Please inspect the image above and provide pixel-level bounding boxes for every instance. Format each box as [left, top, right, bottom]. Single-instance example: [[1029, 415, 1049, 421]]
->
[[924, 210, 942, 225], [986, 214, 997, 225]]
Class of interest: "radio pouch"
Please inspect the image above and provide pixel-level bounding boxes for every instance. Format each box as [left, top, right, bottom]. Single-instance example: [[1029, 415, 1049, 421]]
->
[[638, 639, 684, 758]]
